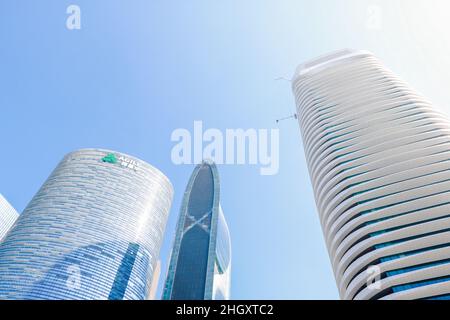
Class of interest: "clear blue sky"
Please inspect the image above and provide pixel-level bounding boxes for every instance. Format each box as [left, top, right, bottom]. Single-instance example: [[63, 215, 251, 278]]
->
[[2, 0, 450, 299]]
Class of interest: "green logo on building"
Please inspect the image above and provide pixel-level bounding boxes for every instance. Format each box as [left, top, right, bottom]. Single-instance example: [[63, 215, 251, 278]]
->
[[102, 153, 117, 164]]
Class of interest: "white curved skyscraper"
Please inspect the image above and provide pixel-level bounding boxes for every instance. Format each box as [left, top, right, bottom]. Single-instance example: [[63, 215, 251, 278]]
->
[[0, 149, 173, 300], [0, 194, 18, 242], [292, 49, 450, 300]]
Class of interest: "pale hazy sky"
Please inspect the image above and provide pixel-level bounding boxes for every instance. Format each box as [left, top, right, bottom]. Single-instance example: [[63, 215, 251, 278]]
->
[[2, 1, 450, 299]]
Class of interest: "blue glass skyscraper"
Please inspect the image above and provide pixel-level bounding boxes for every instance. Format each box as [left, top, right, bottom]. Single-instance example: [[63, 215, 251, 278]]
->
[[163, 161, 231, 300], [0, 149, 173, 300], [0, 194, 19, 242]]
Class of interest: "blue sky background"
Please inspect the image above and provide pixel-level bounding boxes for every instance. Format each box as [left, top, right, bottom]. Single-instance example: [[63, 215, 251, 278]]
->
[[2, 0, 450, 299]]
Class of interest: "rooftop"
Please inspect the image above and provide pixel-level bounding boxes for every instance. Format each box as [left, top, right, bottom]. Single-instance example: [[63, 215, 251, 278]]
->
[[293, 49, 372, 81]]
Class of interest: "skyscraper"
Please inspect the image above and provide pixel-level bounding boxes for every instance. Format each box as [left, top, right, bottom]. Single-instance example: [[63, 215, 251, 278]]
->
[[292, 49, 450, 300], [163, 161, 231, 300], [0, 194, 19, 242], [0, 149, 173, 300], [147, 260, 161, 300]]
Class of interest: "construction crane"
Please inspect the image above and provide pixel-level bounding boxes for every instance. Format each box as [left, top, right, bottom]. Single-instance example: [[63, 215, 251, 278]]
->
[[276, 113, 298, 124]]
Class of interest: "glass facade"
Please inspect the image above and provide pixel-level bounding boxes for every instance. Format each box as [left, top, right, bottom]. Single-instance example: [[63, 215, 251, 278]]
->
[[163, 161, 231, 300], [0, 194, 19, 242], [293, 49, 450, 300], [0, 149, 173, 300]]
